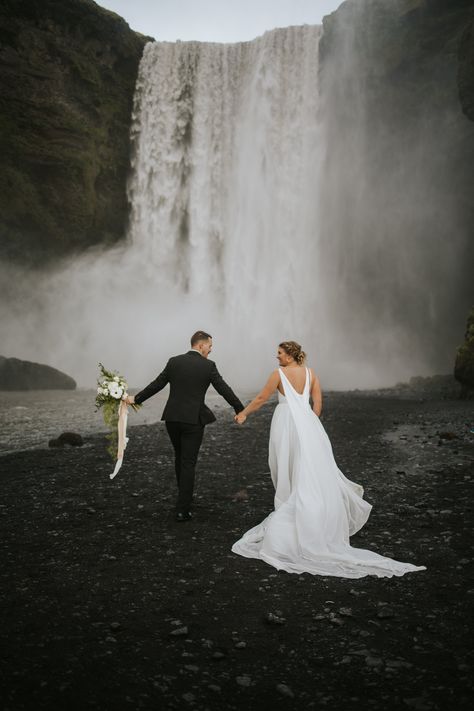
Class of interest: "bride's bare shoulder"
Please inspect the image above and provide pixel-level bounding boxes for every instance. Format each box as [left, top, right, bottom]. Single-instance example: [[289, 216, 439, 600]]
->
[[259, 369, 280, 395], [264, 369, 280, 386]]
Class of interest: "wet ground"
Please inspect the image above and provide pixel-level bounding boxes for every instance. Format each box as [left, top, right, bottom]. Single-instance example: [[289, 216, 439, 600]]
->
[[1, 392, 473, 710]]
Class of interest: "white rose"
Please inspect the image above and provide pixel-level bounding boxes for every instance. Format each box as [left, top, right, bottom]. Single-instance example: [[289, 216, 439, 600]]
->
[[109, 381, 121, 396]]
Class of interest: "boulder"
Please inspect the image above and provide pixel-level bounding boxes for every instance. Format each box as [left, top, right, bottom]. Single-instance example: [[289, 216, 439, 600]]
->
[[49, 432, 83, 447], [0, 355, 76, 390]]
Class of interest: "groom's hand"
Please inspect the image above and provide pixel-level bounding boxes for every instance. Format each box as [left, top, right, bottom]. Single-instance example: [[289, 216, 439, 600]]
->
[[124, 395, 135, 405], [235, 412, 247, 425]]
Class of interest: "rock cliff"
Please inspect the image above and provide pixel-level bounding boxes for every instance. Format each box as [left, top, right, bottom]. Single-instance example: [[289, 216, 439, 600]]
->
[[0, 355, 76, 389], [318, 0, 474, 377], [0, 0, 151, 265]]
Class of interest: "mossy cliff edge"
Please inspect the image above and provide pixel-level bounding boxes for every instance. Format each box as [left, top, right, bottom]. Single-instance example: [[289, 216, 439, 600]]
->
[[0, 0, 152, 265]]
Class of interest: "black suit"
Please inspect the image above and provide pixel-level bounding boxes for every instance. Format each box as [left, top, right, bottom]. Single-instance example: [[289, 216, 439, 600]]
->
[[134, 351, 243, 513]]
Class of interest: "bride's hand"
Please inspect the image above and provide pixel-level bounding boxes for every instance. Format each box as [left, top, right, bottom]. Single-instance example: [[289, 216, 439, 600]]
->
[[235, 412, 247, 425], [124, 394, 135, 405]]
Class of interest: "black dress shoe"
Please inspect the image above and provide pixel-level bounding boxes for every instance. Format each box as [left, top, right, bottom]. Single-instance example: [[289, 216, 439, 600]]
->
[[175, 511, 192, 522]]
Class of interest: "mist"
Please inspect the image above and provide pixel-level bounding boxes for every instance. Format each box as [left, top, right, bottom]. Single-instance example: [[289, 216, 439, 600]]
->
[[316, 0, 473, 385], [1, 4, 472, 392]]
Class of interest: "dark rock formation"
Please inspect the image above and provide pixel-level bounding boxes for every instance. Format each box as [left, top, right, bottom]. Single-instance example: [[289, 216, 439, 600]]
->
[[0, 355, 76, 390], [319, 0, 474, 376], [454, 306, 474, 391], [49, 431, 84, 447], [458, 13, 474, 121], [0, 0, 152, 265]]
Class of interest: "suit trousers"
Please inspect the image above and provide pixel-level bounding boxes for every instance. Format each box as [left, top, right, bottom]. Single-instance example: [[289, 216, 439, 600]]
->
[[165, 421, 204, 513]]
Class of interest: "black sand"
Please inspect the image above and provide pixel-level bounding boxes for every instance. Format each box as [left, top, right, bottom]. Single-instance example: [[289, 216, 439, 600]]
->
[[1, 393, 473, 710]]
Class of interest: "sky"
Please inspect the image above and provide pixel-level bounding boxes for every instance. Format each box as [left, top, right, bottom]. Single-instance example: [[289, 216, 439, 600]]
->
[[96, 0, 344, 43]]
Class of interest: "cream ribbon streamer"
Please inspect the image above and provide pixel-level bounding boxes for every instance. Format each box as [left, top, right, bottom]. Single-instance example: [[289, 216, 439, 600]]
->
[[110, 399, 129, 480]]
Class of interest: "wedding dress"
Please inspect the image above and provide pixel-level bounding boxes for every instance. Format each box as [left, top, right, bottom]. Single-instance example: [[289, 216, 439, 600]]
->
[[231, 368, 426, 578]]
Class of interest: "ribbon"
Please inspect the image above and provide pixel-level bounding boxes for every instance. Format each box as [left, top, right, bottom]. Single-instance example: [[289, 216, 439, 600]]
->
[[110, 399, 129, 480]]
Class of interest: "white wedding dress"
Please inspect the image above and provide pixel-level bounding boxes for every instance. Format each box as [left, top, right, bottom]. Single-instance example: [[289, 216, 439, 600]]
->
[[232, 367, 426, 578]]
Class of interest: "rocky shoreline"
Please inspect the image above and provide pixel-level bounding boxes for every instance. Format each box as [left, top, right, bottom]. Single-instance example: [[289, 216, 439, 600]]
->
[[1, 393, 473, 710]]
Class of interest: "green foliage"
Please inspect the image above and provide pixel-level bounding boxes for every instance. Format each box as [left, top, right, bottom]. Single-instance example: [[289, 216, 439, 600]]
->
[[95, 362, 140, 461], [0, 0, 150, 264], [102, 398, 120, 460]]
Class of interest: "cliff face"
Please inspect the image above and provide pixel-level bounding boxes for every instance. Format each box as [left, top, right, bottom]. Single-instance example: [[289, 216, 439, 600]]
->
[[318, 0, 474, 376], [458, 11, 474, 121], [0, 355, 76, 389], [0, 0, 151, 265]]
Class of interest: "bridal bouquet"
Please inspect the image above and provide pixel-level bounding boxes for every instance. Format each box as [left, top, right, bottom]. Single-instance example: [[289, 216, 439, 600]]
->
[[95, 363, 140, 479]]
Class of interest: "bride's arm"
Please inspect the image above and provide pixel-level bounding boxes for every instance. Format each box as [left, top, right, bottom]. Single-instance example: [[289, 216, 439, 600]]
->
[[310, 368, 322, 416], [235, 370, 280, 424]]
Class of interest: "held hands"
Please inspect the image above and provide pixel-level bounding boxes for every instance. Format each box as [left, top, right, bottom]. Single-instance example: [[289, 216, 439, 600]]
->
[[124, 395, 135, 405], [234, 411, 247, 425]]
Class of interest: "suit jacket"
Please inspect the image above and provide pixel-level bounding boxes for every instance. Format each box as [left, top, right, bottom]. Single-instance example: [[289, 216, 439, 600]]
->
[[134, 351, 244, 426]]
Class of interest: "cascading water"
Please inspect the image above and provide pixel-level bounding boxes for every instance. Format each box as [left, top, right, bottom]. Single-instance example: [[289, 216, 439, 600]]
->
[[126, 27, 323, 380], [1, 13, 470, 390], [0, 27, 326, 391]]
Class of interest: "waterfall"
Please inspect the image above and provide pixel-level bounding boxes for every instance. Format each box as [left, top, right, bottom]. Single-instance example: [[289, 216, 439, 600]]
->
[[125, 27, 324, 385], [1, 16, 469, 390]]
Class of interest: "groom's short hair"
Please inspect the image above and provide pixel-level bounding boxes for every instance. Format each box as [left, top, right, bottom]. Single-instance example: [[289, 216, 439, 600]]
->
[[191, 330, 212, 346]]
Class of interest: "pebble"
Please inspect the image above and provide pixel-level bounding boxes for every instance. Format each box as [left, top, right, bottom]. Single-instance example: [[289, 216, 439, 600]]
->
[[276, 683, 295, 698], [170, 626, 188, 636], [236, 675, 252, 687], [403, 697, 434, 710], [365, 656, 383, 667], [377, 608, 395, 619], [265, 612, 286, 625], [386, 660, 413, 669]]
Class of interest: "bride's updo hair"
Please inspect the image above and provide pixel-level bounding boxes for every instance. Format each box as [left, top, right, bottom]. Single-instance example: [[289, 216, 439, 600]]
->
[[279, 341, 306, 365]]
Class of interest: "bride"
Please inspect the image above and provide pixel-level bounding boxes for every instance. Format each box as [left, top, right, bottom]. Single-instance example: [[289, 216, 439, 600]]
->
[[232, 341, 426, 578]]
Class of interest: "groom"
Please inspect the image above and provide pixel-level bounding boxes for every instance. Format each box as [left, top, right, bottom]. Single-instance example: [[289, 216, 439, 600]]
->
[[126, 331, 244, 521]]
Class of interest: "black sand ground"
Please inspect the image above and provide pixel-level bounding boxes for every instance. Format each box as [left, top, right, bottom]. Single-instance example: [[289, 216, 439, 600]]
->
[[1, 393, 473, 710]]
